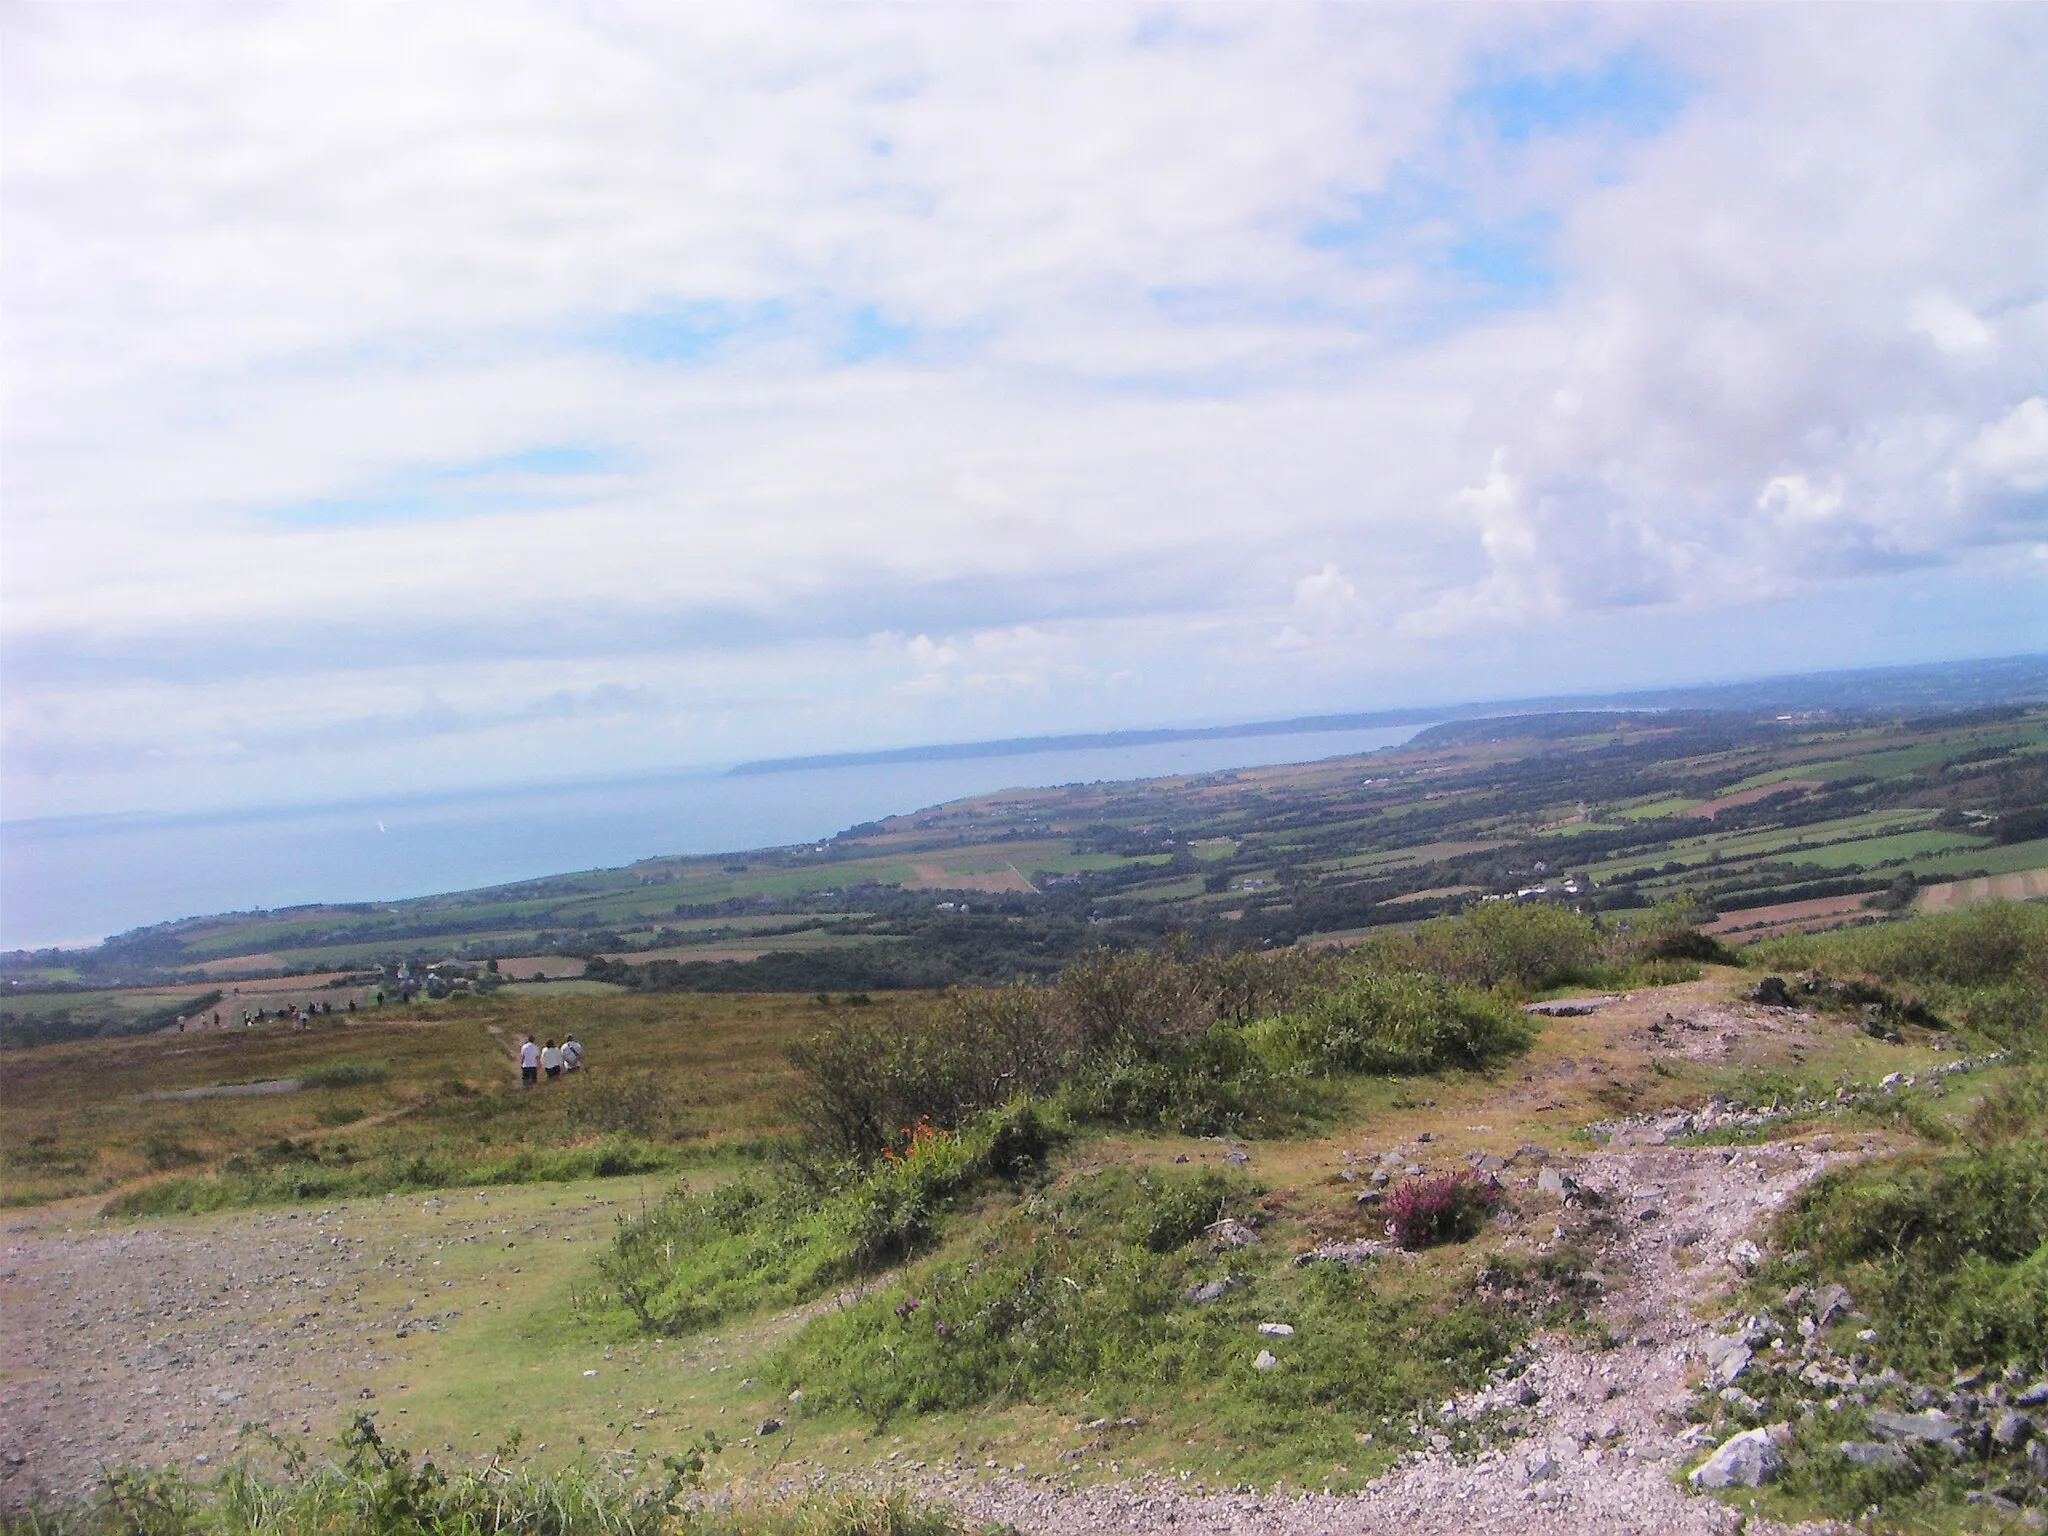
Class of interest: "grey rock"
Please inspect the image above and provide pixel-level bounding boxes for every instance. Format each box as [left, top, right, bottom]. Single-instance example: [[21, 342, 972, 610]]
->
[[1223, 1148, 1250, 1166], [1750, 976, 1794, 1007], [1991, 1411, 2033, 1450], [1703, 1336, 1754, 1387], [2016, 1380, 2048, 1408], [1537, 1167, 1578, 1198], [1868, 1410, 1967, 1445], [1184, 1276, 1241, 1304], [1811, 1282, 1853, 1327], [1206, 1218, 1260, 1251], [1252, 1350, 1278, 1371], [2028, 1439, 2048, 1478], [1355, 1190, 1382, 1207], [1837, 1441, 1912, 1472], [1524, 1449, 1560, 1483], [1689, 1428, 1784, 1489], [1368, 1169, 1389, 1187], [1256, 1322, 1295, 1337], [1727, 1240, 1763, 1275], [756, 1417, 782, 1436]]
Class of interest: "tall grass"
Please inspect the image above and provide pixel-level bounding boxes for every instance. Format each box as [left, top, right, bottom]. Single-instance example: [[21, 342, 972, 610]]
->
[[1753, 900, 2048, 1052], [1, 1414, 963, 1536], [1774, 1067, 2048, 1382], [596, 1102, 1052, 1335], [105, 1137, 672, 1218]]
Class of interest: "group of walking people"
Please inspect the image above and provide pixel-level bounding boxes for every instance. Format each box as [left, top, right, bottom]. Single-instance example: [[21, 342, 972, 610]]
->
[[518, 1033, 583, 1087]]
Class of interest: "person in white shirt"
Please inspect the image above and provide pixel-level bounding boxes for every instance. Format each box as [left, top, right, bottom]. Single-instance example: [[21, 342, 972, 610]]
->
[[541, 1039, 565, 1080], [562, 1034, 583, 1073], [519, 1036, 540, 1088]]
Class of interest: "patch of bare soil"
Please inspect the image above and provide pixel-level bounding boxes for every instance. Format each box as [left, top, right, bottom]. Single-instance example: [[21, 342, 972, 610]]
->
[[905, 863, 1038, 895], [1705, 895, 1876, 942], [1918, 868, 2048, 912], [1685, 783, 1824, 819]]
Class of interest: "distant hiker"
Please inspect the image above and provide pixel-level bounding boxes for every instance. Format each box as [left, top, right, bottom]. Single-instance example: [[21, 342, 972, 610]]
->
[[562, 1034, 583, 1073], [212, 1012, 221, 1028], [347, 998, 356, 1014], [520, 1036, 540, 1088], [541, 1039, 564, 1080]]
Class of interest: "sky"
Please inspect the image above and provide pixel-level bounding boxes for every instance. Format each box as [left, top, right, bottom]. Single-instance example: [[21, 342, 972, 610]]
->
[[4, 3, 2047, 826]]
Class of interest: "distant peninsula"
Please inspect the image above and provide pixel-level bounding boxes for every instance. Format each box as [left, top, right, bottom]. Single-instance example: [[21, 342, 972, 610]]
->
[[725, 653, 2048, 776]]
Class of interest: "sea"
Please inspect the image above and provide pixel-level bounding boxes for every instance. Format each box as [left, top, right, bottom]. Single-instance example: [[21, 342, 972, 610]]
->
[[0, 723, 1425, 952]]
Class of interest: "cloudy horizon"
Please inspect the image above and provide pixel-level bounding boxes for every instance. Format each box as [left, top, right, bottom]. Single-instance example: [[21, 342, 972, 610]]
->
[[5, 4, 2046, 826]]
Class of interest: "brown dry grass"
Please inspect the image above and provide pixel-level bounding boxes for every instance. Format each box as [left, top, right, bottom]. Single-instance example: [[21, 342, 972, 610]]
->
[[0, 989, 850, 1208]]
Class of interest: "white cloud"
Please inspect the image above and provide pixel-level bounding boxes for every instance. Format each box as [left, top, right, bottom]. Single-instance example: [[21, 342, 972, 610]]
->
[[2, 4, 2046, 819], [1966, 397, 2048, 492], [1908, 291, 1995, 358]]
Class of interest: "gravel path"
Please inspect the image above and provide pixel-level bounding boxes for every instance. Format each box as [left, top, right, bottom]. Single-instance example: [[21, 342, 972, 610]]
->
[[0, 1212, 388, 1503], [0, 1192, 615, 1510]]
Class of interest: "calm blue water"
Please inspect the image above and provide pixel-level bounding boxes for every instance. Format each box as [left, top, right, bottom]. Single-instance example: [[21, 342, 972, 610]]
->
[[0, 725, 1424, 950]]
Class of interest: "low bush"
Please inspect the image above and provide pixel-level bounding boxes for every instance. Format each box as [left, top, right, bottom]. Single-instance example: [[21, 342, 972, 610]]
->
[[1774, 1068, 2048, 1382], [1247, 971, 1530, 1078], [1363, 903, 1606, 993], [1059, 1026, 1322, 1137], [788, 986, 1070, 1158], [1381, 1172, 1502, 1250], [596, 1101, 1053, 1334], [1757, 900, 2048, 993], [298, 1061, 388, 1089]]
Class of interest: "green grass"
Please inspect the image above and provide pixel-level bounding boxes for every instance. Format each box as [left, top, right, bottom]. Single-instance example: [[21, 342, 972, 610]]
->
[[1, 1412, 967, 1536], [594, 1102, 1054, 1335], [1697, 907, 2048, 1530], [1775, 828, 1992, 870], [769, 1161, 1529, 1484]]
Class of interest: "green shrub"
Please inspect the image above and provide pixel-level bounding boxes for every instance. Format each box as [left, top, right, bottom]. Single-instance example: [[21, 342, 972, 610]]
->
[[1757, 901, 2048, 992], [1776, 1075, 2048, 1380], [788, 986, 1070, 1158], [772, 1168, 1521, 1445], [1059, 1026, 1318, 1137], [1125, 1168, 1233, 1252], [1365, 903, 1605, 993], [597, 1101, 1053, 1335], [1246, 971, 1530, 1077]]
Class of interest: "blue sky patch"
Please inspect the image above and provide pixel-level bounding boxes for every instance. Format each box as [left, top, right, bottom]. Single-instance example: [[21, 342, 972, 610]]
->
[[590, 299, 784, 363], [1307, 167, 1561, 318], [836, 305, 917, 364], [264, 443, 621, 527], [1461, 45, 1689, 143]]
